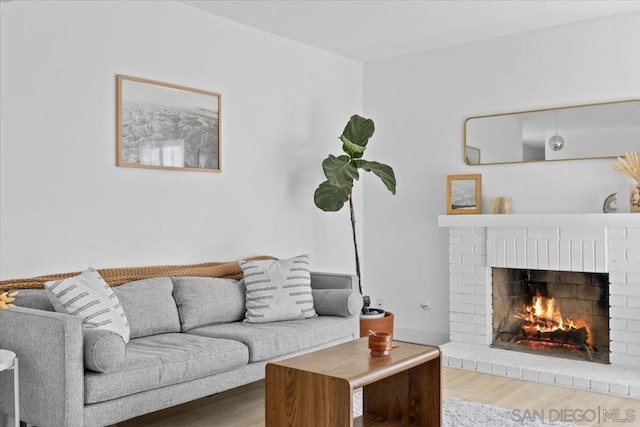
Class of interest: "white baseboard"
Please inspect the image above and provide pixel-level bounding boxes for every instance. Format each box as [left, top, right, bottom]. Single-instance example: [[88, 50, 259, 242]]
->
[[393, 327, 449, 346]]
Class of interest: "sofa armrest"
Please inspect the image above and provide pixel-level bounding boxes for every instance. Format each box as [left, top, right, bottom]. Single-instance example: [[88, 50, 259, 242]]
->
[[0, 307, 84, 427], [310, 272, 359, 291]]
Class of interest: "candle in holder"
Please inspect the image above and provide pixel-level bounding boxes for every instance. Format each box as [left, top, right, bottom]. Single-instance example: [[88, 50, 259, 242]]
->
[[368, 330, 393, 357], [491, 197, 512, 214]]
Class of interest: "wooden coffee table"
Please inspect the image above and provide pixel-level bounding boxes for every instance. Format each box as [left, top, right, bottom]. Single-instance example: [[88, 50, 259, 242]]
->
[[265, 338, 441, 426]]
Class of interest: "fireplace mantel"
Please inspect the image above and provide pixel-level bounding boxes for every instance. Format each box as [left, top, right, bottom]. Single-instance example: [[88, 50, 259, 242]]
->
[[438, 213, 639, 228]]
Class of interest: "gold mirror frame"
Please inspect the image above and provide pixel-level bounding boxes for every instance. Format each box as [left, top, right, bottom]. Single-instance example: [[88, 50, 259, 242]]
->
[[462, 99, 640, 166]]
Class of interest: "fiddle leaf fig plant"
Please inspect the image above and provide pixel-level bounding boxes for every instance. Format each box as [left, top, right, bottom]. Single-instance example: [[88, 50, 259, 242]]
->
[[314, 115, 396, 311]]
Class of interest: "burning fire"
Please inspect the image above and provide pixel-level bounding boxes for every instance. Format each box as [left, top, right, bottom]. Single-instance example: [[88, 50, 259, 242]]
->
[[514, 294, 593, 348]]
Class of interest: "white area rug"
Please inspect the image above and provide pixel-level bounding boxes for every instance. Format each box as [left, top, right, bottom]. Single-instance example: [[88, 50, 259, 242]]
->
[[353, 391, 577, 427]]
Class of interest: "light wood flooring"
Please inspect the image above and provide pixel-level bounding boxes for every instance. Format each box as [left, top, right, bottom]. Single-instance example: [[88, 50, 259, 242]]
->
[[121, 367, 640, 426]]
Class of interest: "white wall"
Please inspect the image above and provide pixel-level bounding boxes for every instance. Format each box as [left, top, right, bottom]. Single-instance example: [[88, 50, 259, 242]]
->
[[363, 12, 640, 341], [0, 1, 363, 279]]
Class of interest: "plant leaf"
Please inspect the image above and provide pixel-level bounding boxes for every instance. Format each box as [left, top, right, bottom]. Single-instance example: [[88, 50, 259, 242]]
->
[[342, 115, 375, 148], [340, 135, 366, 158], [354, 159, 397, 195], [322, 154, 359, 188], [314, 181, 351, 212]]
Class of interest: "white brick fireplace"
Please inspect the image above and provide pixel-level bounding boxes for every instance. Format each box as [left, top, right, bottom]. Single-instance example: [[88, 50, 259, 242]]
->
[[438, 214, 640, 398]]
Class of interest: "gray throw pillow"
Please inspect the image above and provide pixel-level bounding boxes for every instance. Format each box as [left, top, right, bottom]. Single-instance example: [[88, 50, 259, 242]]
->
[[172, 277, 246, 332], [240, 254, 317, 323], [312, 289, 363, 317], [83, 328, 126, 373], [114, 277, 181, 338]]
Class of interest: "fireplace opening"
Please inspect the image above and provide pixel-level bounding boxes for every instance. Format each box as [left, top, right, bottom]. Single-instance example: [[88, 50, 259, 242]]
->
[[492, 268, 609, 364]]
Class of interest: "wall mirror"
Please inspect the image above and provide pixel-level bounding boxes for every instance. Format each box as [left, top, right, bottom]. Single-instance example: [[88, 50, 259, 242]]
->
[[464, 99, 640, 165]]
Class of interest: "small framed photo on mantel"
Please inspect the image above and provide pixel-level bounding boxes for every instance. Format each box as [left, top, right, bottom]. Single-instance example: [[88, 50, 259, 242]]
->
[[447, 174, 482, 214], [116, 75, 221, 172]]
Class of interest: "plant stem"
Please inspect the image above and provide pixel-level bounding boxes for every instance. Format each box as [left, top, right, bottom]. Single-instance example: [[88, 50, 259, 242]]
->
[[349, 191, 362, 296]]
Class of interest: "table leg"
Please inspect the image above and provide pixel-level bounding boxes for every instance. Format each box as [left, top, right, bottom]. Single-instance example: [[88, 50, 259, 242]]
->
[[363, 356, 441, 426], [266, 364, 353, 427], [14, 358, 19, 427]]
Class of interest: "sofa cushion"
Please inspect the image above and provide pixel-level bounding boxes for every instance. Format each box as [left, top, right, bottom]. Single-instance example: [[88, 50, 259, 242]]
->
[[84, 333, 249, 404], [240, 254, 316, 323], [114, 277, 181, 338], [44, 267, 130, 343], [186, 316, 355, 362], [83, 329, 126, 373], [12, 289, 54, 311], [172, 277, 245, 332]]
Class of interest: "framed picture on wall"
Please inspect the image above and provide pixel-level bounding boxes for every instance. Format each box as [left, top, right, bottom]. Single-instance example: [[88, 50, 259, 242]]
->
[[447, 174, 482, 214], [116, 75, 221, 172]]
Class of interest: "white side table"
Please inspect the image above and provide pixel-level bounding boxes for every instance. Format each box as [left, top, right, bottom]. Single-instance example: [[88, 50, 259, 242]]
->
[[0, 349, 20, 427]]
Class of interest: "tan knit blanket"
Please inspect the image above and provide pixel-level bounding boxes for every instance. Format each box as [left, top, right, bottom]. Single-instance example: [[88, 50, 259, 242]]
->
[[0, 256, 275, 292]]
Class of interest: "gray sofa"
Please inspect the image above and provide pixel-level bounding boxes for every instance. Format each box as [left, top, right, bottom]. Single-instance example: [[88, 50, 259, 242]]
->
[[0, 272, 361, 427]]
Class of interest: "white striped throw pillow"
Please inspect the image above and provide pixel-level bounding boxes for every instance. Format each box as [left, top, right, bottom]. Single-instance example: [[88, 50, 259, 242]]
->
[[44, 267, 130, 343], [241, 254, 317, 323]]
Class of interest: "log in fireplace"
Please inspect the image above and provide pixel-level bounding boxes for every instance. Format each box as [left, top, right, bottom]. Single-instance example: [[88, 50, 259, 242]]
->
[[492, 268, 609, 364]]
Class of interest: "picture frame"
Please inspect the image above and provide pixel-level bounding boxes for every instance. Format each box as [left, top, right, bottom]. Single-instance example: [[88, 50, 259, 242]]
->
[[116, 75, 221, 172], [465, 145, 481, 165], [447, 174, 482, 214]]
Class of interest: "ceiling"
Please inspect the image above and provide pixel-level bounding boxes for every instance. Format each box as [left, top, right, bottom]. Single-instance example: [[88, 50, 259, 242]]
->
[[181, 1, 640, 62]]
